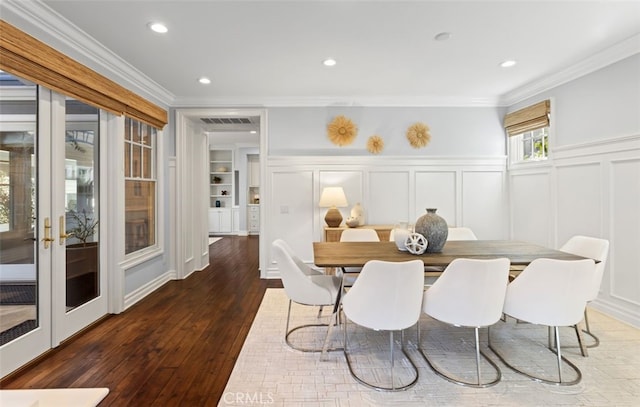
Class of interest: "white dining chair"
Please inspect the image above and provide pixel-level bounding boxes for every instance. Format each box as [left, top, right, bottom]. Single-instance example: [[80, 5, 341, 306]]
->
[[277, 239, 323, 277], [341, 259, 425, 391], [277, 239, 327, 317], [488, 258, 596, 385], [418, 257, 510, 388], [272, 239, 342, 352], [447, 227, 478, 241], [560, 235, 609, 355], [339, 228, 380, 286], [339, 228, 379, 242]]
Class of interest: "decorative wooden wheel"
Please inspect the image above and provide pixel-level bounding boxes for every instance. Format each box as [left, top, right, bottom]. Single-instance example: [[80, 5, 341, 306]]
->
[[405, 233, 428, 255]]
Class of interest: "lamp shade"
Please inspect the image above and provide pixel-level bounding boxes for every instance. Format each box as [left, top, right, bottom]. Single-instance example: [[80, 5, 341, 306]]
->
[[318, 187, 348, 208]]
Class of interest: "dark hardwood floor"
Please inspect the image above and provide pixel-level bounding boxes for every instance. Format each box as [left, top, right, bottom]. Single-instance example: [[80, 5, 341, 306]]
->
[[0, 235, 282, 406]]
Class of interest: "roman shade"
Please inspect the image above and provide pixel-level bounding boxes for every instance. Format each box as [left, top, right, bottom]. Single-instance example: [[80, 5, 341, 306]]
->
[[503, 100, 550, 136], [0, 20, 167, 129]]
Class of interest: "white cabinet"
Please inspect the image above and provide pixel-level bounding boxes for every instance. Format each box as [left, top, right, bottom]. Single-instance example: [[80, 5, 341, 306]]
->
[[210, 149, 233, 209], [248, 205, 260, 234], [209, 208, 232, 234]]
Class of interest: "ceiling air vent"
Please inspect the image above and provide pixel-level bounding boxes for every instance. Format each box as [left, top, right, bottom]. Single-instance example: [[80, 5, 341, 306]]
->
[[200, 117, 252, 125]]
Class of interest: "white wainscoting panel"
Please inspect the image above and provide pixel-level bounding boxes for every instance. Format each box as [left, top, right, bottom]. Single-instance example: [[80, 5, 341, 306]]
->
[[368, 171, 410, 224], [269, 170, 315, 270], [509, 135, 640, 327], [610, 158, 640, 306], [510, 171, 552, 246], [462, 171, 506, 239], [556, 163, 603, 244], [264, 156, 506, 278], [415, 171, 457, 227]]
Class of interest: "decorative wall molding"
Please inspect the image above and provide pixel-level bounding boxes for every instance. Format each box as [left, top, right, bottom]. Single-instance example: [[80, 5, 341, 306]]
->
[[509, 134, 640, 328], [552, 134, 640, 160], [1, 0, 174, 107], [264, 156, 508, 279], [123, 270, 176, 311], [7, 1, 636, 109], [268, 155, 507, 169], [501, 34, 640, 106]]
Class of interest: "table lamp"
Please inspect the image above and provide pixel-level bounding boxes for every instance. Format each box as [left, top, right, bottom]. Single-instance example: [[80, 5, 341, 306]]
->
[[319, 187, 348, 227]]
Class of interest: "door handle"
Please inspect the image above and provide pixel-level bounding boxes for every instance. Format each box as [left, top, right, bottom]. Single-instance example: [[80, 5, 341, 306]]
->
[[42, 217, 55, 249], [59, 215, 73, 245]]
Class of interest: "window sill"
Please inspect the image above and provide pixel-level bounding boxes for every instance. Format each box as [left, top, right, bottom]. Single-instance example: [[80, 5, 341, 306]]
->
[[121, 245, 164, 270], [508, 158, 553, 172]]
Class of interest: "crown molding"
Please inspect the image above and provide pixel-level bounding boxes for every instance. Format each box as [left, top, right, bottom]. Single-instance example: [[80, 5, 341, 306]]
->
[[171, 95, 501, 108], [1, 0, 175, 107], [3, 1, 637, 110], [499, 33, 640, 106]]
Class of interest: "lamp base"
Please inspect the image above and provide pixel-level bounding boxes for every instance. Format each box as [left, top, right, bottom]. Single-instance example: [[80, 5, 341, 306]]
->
[[324, 208, 343, 227]]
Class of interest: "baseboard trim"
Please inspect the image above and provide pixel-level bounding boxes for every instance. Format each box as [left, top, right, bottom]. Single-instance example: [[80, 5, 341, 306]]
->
[[123, 270, 175, 311]]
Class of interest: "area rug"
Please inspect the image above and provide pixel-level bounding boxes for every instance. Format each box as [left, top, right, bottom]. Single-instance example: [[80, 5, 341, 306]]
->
[[0, 319, 36, 346], [0, 284, 36, 305], [220, 288, 640, 406], [209, 237, 223, 245]]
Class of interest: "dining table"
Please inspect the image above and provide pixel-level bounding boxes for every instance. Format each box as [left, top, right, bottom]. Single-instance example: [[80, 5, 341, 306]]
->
[[313, 240, 594, 269], [316, 239, 596, 357]]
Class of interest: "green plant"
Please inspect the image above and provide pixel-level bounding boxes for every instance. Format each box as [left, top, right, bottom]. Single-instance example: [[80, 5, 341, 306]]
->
[[67, 209, 99, 245]]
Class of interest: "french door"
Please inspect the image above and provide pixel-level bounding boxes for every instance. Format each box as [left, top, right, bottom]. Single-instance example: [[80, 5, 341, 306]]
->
[[0, 77, 108, 377]]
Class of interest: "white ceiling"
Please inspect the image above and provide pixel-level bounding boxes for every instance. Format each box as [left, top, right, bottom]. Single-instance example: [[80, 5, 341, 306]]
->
[[38, 0, 640, 108]]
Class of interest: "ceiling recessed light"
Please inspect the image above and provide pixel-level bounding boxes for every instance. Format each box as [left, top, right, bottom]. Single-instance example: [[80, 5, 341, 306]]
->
[[434, 32, 452, 41], [198, 77, 211, 85], [323, 58, 337, 67], [250, 131, 257, 134], [500, 60, 517, 68], [148, 22, 168, 33]]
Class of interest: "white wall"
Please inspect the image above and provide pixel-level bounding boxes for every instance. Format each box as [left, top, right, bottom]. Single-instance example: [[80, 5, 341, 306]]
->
[[268, 106, 507, 156], [263, 106, 509, 277], [264, 155, 507, 277], [509, 55, 640, 327]]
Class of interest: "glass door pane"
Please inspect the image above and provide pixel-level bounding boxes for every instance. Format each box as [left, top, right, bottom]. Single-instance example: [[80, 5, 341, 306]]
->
[[64, 100, 99, 311], [0, 73, 38, 346]]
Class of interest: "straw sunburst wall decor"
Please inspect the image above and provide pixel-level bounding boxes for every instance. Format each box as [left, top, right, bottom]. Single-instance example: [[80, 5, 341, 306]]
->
[[366, 135, 384, 154], [327, 115, 358, 146], [406, 122, 431, 148]]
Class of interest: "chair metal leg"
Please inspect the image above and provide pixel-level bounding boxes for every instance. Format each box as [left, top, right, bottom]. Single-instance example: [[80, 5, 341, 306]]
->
[[285, 299, 340, 353], [489, 324, 582, 386], [555, 326, 564, 382], [390, 331, 395, 390], [582, 308, 600, 348], [574, 320, 589, 357], [419, 323, 501, 388], [321, 307, 343, 360], [474, 327, 482, 386], [343, 320, 419, 391]]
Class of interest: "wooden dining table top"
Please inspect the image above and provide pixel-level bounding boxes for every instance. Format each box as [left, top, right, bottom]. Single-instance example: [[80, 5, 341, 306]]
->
[[312, 240, 592, 268]]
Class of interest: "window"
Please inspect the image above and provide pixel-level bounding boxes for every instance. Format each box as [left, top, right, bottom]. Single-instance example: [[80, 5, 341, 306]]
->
[[124, 117, 156, 254], [504, 100, 550, 165], [509, 127, 549, 163]]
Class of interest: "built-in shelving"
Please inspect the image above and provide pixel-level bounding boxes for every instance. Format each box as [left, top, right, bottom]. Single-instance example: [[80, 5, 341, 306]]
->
[[209, 149, 233, 234], [209, 149, 233, 208]]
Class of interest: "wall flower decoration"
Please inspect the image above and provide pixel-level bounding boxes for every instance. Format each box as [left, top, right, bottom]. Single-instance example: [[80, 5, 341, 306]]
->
[[366, 135, 384, 154], [327, 115, 358, 146], [406, 122, 431, 148]]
